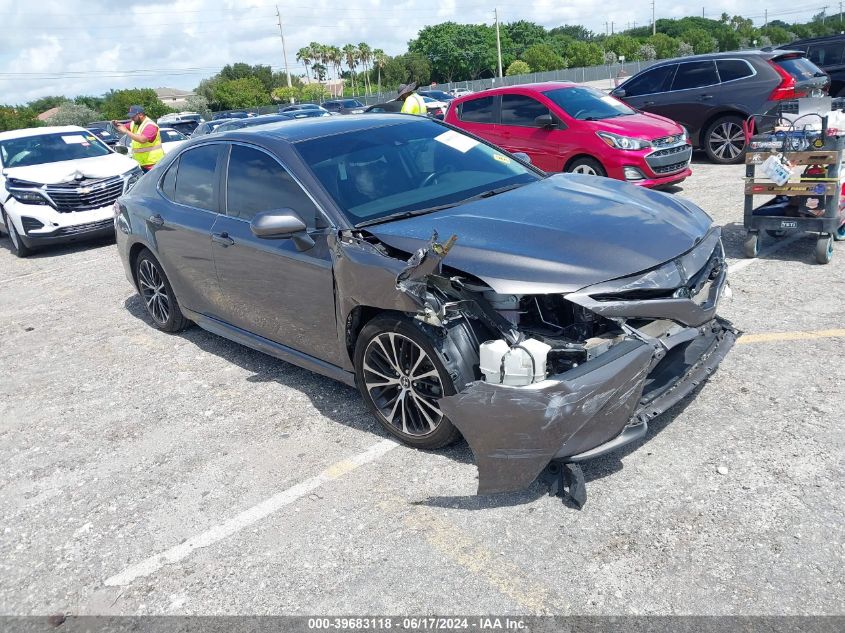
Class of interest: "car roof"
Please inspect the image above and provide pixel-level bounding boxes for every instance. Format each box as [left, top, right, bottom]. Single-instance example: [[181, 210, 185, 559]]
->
[[455, 81, 579, 98], [215, 113, 423, 144], [644, 49, 800, 67], [778, 34, 845, 46], [0, 125, 89, 141]]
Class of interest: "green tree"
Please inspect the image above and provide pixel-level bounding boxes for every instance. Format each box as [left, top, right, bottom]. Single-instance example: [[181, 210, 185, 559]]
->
[[567, 41, 604, 67], [0, 106, 40, 132], [27, 96, 70, 114], [522, 44, 565, 72], [311, 63, 328, 81], [301, 83, 330, 103], [409, 23, 503, 82], [49, 103, 100, 126], [549, 24, 595, 41], [648, 33, 680, 58], [184, 95, 211, 120], [101, 88, 170, 120], [383, 52, 431, 87], [506, 60, 531, 76], [214, 78, 269, 110], [74, 95, 105, 111], [220, 63, 274, 93], [358, 42, 372, 94], [604, 35, 641, 60], [505, 20, 547, 58], [681, 28, 717, 54], [342, 44, 359, 94], [638, 44, 657, 61], [761, 26, 791, 45], [271, 86, 301, 103], [297, 47, 313, 81]]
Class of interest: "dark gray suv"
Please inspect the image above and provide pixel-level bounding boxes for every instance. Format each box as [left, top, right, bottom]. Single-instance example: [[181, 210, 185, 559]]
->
[[612, 50, 829, 164]]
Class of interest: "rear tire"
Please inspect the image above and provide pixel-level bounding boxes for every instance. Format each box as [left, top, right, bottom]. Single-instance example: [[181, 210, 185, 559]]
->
[[2, 211, 33, 258], [134, 248, 190, 332], [566, 156, 606, 177], [354, 315, 464, 450], [704, 115, 746, 164]]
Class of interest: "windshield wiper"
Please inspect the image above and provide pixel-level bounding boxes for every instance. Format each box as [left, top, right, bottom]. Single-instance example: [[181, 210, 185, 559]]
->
[[354, 183, 526, 229]]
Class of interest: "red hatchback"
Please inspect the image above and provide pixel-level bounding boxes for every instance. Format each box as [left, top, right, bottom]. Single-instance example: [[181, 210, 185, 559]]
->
[[445, 82, 692, 188]]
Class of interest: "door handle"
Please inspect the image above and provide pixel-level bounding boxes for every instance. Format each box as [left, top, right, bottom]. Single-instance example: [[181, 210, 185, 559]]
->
[[212, 232, 234, 246], [643, 101, 656, 106], [148, 214, 164, 227], [699, 94, 713, 100]]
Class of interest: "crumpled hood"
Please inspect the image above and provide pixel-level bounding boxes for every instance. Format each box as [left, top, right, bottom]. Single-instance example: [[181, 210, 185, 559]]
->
[[366, 174, 713, 294], [2, 153, 137, 185]]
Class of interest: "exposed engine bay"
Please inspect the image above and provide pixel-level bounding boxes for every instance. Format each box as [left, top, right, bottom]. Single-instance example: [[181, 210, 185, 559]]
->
[[338, 228, 737, 506]]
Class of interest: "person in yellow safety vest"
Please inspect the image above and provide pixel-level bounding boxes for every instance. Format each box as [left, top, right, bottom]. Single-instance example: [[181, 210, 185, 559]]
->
[[113, 105, 165, 171], [397, 82, 427, 116]]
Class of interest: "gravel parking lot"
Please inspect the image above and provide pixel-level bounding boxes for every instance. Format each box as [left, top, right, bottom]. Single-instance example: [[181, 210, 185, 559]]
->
[[0, 157, 843, 617]]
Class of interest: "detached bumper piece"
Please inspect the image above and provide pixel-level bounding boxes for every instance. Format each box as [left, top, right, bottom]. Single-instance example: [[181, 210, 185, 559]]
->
[[439, 319, 736, 500], [21, 218, 114, 247]]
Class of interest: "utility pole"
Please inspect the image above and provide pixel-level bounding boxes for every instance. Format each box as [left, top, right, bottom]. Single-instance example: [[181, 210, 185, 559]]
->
[[764, 9, 768, 27], [840, 1, 843, 24], [605, 21, 609, 35], [611, 21, 615, 34], [494, 8, 503, 79], [651, 0, 656, 36], [822, 5, 829, 23], [275, 5, 293, 103]]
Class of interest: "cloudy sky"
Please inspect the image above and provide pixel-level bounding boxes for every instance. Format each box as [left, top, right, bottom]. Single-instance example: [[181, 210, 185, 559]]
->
[[0, 0, 828, 104]]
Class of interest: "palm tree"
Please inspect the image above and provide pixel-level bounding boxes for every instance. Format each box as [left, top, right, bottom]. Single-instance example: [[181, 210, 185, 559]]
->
[[373, 49, 386, 96], [296, 47, 312, 82], [342, 44, 359, 95], [358, 42, 372, 95], [328, 46, 343, 97]]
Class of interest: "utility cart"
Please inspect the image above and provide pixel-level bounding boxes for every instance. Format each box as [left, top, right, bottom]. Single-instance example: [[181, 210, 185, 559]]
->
[[743, 112, 845, 265]]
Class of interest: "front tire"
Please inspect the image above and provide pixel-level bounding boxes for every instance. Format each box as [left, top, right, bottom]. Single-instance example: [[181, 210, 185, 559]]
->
[[354, 315, 463, 450], [2, 211, 33, 258], [704, 115, 746, 164], [566, 156, 606, 177], [134, 248, 190, 332]]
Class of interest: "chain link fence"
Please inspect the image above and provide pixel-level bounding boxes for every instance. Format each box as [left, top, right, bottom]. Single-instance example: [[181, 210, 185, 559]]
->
[[210, 60, 659, 116]]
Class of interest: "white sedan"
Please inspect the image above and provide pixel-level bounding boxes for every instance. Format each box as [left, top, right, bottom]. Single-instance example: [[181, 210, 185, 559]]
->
[[117, 127, 188, 156]]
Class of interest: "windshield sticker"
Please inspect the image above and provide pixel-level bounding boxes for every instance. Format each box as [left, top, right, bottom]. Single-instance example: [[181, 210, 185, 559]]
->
[[600, 95, 620, 105], [493, 153, 511, 164], [435, 130, 478, 153], [61, 135, 88, 144], [86, 136, 97, 141]]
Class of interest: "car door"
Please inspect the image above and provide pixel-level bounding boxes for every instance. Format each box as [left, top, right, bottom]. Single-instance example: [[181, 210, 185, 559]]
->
[[614, 63, 677, 112], [152, 144, 226, 317], [453, 94, 501, 147], [210, 143, 340, 365], [650, 61, 722, 132], [495, 93, 560, 172]]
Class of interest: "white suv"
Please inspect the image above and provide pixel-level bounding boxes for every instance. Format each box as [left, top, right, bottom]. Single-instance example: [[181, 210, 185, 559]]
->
[[0, 125, 141, 257]]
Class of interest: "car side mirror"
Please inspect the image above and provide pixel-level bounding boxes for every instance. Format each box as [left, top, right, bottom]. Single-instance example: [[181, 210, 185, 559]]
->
[[250, 209, 314, 250], [512, 152, 532, 164], [611, 88, 626, 98], [114, 145, 129, 155], [534, 114, 556, 128]]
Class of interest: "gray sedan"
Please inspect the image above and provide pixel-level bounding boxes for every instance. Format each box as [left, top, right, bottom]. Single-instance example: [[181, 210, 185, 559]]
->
[[115, 115, 735, 502]]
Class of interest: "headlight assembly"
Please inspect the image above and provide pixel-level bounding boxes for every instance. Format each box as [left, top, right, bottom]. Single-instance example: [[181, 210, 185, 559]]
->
[[596, 131, 651, 151]]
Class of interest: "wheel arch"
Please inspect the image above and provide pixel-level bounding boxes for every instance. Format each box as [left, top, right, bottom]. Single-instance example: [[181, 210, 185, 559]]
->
[[563, 153, 606, 173], [698, 109, 749, 148]]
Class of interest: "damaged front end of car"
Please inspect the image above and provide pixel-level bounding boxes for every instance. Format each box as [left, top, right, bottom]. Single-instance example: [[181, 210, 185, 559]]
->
[[337, 225, 737, 504]]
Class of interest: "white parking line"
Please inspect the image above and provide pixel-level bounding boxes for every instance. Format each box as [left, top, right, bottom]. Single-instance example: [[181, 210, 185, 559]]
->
[[727, 233, 804, 274], [104, 438, 399, 587]]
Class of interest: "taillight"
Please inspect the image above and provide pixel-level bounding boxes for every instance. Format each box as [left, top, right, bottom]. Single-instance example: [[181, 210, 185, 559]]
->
[[768, 59, 806, 100]]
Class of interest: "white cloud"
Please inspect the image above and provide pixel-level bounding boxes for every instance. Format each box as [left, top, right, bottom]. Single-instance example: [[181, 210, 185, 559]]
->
[[0, 0, 823, 104]]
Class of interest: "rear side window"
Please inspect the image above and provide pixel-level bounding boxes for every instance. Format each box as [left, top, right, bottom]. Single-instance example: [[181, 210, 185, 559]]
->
[[717, 59, 755, 82], [620, 64, 676, 96], [160, 158, 178, 199], [775, 55, 826, 80], [500, 94, 550, 127], [225, 145, 318, 222], [807, 43, 844, 66], [459, 96, 496, 123], [174, 145, 220, 211], [671, 61, 719, 90]]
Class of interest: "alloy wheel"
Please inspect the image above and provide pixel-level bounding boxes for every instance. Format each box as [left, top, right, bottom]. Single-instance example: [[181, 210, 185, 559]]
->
[[138, 259, 171, 325], [709, 121, 745, 161], [363, 332, 444, 437], [572, 164, 598, 175]]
